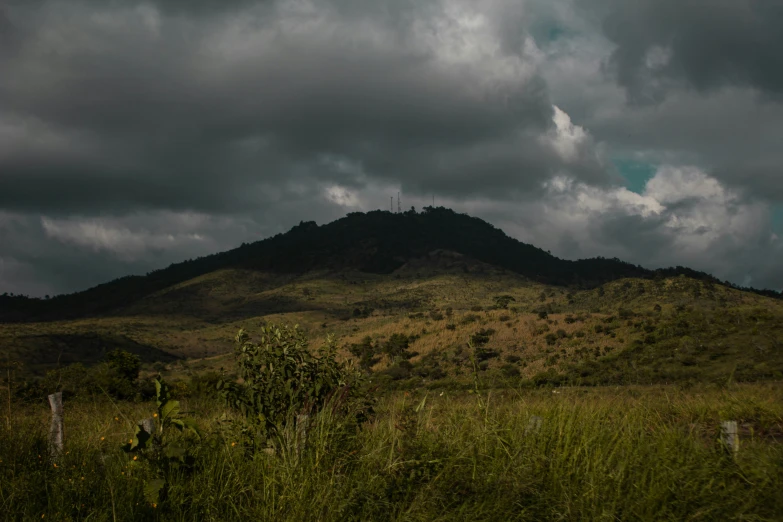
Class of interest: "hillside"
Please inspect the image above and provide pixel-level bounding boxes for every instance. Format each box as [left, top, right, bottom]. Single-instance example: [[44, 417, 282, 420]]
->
[[1, 209, 782, 385], [4, 207, 778, 324], [2, 261, 782, 385]]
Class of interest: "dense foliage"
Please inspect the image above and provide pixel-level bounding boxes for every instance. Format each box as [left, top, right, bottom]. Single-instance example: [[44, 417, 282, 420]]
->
[[217, 325, 374, 449]]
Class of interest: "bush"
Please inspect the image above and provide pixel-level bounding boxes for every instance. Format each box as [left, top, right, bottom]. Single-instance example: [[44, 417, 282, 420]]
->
[[461, 314, 480, 324], [106, 349, 141, 381], [384, 364, 412, 381], [470, 328, 495, 347], [531, 369, 565, 387], [383, 333, 414, 359], [501, 364, 520, 378], [29, 349, 144, 401], [349, 336, 381, 370], [218, 325, 374, 443]]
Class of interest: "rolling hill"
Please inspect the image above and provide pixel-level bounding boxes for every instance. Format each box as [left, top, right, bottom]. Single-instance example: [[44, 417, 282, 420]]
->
[[1, 208, 782, 385]]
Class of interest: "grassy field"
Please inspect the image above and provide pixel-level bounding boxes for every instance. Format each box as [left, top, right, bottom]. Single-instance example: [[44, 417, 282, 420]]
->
[[3, 265, 783, 387], [1, 383, 782, 521], [3, 260, 783, 519]]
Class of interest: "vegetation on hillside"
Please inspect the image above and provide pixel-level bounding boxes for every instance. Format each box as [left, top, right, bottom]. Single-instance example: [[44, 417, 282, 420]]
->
[[2, 208, 780, 322]]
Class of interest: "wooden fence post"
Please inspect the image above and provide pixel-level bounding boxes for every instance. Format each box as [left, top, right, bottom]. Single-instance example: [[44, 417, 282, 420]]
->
[[48, 392, 63, 457], [721, 420, 739, 455], [526, 415, 543, 435], [140, 417, 155, 435], [295, 414, 310, 457]]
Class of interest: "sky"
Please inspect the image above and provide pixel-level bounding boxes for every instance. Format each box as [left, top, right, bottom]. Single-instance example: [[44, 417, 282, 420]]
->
[[1, 0, 782, 297]]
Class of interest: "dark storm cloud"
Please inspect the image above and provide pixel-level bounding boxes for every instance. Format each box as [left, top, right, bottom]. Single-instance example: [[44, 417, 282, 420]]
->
[[594, 0, 783, 103], [1, 0, 782, 296], [582, 88, 783, 203], [0, 0, 602, 220]]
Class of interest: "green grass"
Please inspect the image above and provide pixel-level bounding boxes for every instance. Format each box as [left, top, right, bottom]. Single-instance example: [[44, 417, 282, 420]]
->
[[2, 384, 782, 520], [4, 271, 783, 381]]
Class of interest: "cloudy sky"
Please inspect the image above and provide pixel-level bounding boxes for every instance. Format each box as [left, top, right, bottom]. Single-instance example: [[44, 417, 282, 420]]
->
[[1, 0, 782, 297]]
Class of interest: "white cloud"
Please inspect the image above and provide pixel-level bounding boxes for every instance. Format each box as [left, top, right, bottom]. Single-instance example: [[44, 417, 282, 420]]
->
[[546, 105, 588, 161], [644, 45, 671, 70], [40, 212, 216, 261], [324, 185, 360, 208]]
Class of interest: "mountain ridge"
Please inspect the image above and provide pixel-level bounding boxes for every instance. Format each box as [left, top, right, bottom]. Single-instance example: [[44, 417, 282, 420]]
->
[[1, 207, 780, 322]]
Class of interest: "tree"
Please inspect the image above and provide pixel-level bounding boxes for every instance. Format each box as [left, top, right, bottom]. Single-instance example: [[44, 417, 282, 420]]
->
[[494, 295, 516, 309], [218, 325, 373, 445], [383, 333, 412, 358], [106, 349, 141, 382], [349, 336, 380, 370]]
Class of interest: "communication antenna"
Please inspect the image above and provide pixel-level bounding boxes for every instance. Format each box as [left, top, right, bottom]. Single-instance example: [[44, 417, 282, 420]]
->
[[397, 191, 401, 213], [390, 196, 393, 212], [432, 194, 435, 207]]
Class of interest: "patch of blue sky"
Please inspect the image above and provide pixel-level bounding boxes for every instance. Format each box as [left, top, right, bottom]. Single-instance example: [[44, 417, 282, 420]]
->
[[612, 159, 658, 195], [529, 22, 574, 47]]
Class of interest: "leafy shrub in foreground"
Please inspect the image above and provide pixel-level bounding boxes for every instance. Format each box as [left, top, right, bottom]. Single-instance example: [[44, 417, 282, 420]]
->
[[217, 325, 374, 448]]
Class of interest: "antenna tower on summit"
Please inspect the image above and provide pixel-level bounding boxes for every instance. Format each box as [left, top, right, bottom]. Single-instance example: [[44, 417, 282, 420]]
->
[[390, 196, 393, 212], [397, 192, 401, 213]]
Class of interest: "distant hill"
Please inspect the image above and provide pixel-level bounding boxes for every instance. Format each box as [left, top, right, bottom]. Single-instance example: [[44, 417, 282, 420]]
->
[[1, 207, 780, 323]]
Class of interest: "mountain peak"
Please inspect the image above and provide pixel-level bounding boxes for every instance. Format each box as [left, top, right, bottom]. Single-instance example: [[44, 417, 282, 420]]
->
[[1, 208, 780, 322]]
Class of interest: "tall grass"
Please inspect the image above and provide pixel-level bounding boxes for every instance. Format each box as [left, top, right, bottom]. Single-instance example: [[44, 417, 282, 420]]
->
[[1, 385, 782, 521]]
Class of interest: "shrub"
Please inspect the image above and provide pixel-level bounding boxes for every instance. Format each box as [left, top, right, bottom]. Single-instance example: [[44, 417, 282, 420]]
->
[[470, 328, 495, 347], [501, 364, 520, 378], [461, 314, 480, 324], [383, 333, 414, 359], [106, 349, 141, 382], [384, 364, 411, 381], [474, 346, 500, 363], [531, 369, 565, 387], [218, 325, 373, 445], [349, 336, 381, 370]]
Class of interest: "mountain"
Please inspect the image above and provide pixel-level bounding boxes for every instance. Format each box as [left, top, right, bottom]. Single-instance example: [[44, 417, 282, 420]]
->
[[1, 207, 779, 323], [2, 208, 783, 385]]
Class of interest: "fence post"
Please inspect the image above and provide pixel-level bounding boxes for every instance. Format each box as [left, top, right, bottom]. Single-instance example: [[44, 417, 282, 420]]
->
[[48, 392, 64, 457], [526, 415, 543, 435], [140, 417, 155, 435], [721, 420, 739, 455], [295, 414, 310, 457]]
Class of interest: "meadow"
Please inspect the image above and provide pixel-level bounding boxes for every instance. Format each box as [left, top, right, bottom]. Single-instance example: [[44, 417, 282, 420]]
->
[[3, 264, 783, 520], [1, 383, 782, 521]]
